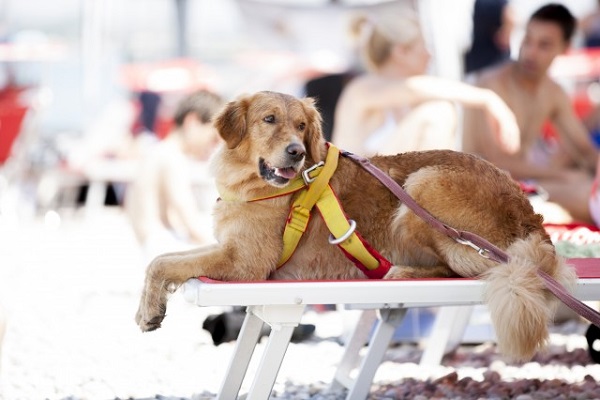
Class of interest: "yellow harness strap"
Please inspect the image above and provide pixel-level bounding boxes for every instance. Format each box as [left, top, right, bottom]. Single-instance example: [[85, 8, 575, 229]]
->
[[312, 184, 380, 270], [277, 146, 391, 279], [277, 145, 339, 266], [217, 144, 391, 278]]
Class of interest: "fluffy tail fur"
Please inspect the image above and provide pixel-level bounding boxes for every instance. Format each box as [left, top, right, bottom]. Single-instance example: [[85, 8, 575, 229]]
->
[[482, 233, 577, 361]]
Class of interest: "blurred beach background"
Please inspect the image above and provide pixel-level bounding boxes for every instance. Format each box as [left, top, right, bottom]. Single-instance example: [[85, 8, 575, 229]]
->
[[2, 1, 600, 399]]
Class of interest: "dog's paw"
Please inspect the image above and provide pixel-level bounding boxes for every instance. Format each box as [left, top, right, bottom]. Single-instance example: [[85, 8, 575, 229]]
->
[[135, 303, 166, 332], [138, 315, 164, 332]]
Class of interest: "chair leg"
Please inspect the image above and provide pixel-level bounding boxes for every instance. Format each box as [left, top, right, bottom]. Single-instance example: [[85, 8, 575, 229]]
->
[[216, 305, 305, 400], [246, 304, 305, 400], [331, 310, 377, 390], [345, 308, 408, 400], [246, 323, 297, 400], [419, 305, 473, 366], [216, 307, 266, 400], [333, 306, 473, 398]]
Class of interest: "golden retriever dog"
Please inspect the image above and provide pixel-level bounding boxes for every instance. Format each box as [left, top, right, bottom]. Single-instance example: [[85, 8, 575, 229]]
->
[[135, 91, 576, 361]]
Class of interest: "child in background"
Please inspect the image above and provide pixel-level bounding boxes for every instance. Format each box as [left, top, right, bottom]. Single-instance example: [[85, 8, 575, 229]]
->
[[125, 89, 225, 262]]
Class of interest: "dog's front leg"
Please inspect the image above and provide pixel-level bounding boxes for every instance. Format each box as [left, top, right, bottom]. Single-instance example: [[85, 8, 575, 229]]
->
[[135, 243, 277, 332]]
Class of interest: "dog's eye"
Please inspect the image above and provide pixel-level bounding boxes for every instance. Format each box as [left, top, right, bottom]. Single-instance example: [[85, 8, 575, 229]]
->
[[298, 122, 306, 131], [263, 115, 275, 123]]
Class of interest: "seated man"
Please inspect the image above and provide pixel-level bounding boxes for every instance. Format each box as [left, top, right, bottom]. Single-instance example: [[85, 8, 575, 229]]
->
[[463, 4, 598, 224], [125, 89, 224, 261]]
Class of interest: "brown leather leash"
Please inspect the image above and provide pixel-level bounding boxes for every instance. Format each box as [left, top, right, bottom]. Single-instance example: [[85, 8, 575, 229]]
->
[[341, 149, 600, 327]]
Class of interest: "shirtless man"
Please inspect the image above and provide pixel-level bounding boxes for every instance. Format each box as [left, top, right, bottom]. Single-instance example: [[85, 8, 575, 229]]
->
[[463, 3, 599, 224], [126, 90, 224, 261]]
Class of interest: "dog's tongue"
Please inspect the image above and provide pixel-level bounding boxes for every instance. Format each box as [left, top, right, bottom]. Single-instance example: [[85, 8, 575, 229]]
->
[[275, 167, 297, 179]]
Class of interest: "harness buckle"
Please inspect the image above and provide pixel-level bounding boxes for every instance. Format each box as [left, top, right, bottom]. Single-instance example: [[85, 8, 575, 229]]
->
[[329, 219, 357, 245], [455, 237, 490, 259], [302, 161, 325, 185]]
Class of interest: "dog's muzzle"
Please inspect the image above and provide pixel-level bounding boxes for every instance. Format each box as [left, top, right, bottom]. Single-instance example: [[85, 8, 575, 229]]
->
[[258, 143, 307, 186]]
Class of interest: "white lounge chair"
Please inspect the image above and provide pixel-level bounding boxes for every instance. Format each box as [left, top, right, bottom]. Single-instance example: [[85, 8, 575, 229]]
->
[[181, 258, 600, 400]]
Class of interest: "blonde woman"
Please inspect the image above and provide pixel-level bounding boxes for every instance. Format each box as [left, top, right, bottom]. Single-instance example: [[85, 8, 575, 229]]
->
[[332, 11, 520, 156]]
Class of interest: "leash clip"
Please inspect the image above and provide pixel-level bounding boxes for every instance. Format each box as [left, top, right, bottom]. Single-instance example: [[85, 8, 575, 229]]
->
[[455, 237, 490, 259], [302, 161, 324, 185], [329, 219, 357, 245]]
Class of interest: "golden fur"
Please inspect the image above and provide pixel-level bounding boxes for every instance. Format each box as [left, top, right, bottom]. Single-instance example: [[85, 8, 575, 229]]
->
[[135, 91, 576, 361]]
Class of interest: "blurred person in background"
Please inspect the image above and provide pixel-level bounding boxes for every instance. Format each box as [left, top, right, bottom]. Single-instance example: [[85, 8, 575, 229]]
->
[[462, 3, 599, 224], [463, 0, 515, 78], [331, 8, 520, 156], [125, 89, 224, 262], [580, 0, 600, 49]]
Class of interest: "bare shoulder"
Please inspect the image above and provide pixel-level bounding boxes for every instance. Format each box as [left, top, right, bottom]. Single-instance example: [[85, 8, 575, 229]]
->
[[336, 73, 385, 113], [340, 73, 381, 96], [474, 62, 512, 91], [545, 77, 570, 102]]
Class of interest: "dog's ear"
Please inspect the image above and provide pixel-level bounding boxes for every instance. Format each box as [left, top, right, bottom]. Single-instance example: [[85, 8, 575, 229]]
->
[[301, 97, 326, 163], [214, 96, 250, 149]]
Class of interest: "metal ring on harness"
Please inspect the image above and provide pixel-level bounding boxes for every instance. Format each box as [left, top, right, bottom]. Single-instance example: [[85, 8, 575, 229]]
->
[[302, 161, 325, 184], [329, 219, 357, 245]]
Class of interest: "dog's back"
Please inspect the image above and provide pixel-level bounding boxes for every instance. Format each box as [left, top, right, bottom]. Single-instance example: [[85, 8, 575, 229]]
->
[[280, 149, 573, 361]]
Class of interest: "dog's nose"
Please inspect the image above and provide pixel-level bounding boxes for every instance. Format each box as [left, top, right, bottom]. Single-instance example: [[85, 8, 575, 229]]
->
[[286, 143, 306, 162]]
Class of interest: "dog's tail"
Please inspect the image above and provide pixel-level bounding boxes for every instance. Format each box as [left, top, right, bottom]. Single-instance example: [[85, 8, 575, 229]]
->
[[482, 232, 576, 361]]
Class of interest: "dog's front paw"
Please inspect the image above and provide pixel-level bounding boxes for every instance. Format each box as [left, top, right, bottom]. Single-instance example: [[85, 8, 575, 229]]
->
[[135, 301, 166, 332]]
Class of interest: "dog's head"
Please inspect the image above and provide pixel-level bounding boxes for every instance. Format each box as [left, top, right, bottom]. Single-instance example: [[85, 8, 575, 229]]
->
[[214, 91, 326, 188]]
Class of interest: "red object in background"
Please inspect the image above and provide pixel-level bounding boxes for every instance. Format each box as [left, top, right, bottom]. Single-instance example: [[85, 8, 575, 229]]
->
[[154, 118, 173, 140], [544, 222, 600, 245], [542, 48, 600, 141], [122, 58, 217, 140], [541, 94, 593, 141], [129, 96, 174, 140], [132, 115, 173, 141], [0, 86, 28, 164]]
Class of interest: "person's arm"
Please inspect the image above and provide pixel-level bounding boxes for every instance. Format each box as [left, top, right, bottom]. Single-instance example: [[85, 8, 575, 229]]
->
[[462, 104, 562, 180], [486, 149, 572, 181], [551, 88, 599, 173], [162, 156, 208, 244], [349, 75, 520, 153]]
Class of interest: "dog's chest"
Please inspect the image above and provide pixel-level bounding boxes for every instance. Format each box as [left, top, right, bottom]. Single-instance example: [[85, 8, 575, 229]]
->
[[213, 200, 289, 239]]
